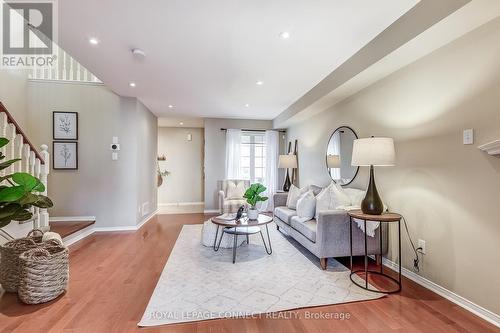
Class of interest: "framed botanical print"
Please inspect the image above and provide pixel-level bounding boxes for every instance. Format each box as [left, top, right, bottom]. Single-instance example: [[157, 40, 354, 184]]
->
[[53, 141, 78, 170], [53, 111, 78, 140]]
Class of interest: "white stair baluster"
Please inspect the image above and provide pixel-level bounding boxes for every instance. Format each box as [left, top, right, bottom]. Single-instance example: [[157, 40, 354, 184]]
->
[[33, 158, 41, 229], [39, 145, 50, 230], [0, 113, 7, 178], [14, 134, 23, 173], [29, 151, 35, 176], [22, 144, 30, 173], [6, 123, 16, 175]]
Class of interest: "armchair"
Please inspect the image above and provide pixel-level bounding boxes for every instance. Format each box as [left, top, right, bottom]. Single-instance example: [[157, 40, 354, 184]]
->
[[218, 179, 251, 213]]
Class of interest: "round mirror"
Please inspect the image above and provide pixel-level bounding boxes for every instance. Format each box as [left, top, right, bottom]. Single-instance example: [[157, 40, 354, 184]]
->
[[326, 126, 359, 186]]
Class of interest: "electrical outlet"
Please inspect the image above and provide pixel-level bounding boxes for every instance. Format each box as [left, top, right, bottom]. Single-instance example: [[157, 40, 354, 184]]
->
[[418, 239, 426, 254]]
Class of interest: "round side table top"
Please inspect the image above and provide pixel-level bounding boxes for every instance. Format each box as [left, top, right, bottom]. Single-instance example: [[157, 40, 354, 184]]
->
[[211, 214, 273, 227], [348, 209, 402, 222]]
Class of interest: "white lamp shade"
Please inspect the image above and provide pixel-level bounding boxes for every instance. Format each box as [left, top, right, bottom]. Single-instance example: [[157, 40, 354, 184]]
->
[[278, 154, 297, 168], [351, 137, 395, 166], [327, 155, 341, 168]]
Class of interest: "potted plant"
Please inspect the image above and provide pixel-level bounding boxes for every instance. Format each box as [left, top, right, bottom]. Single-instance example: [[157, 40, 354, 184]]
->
[[243, 183, 268, 220], [0, 138, 53, 229]]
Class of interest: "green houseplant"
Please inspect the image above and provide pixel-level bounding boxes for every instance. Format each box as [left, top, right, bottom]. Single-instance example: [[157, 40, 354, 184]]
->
[[0, 138, 53, 229], [243, 183, 268, 220]]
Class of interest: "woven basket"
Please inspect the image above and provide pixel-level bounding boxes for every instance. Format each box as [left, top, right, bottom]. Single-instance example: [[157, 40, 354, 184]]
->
[[18, 241, 69, 304], [0, 229, 44, 292]]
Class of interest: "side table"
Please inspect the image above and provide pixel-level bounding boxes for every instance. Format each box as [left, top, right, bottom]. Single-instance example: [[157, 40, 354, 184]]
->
[[348, 210, 402, 293]]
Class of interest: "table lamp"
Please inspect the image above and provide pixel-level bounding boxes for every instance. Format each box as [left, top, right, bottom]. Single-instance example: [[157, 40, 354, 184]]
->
[[278, 154, 297, 191], [351, 137, 395, 215]]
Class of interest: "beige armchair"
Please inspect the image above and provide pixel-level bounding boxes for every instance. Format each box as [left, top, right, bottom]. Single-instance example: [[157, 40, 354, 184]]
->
[[218, 179, 250, 213]]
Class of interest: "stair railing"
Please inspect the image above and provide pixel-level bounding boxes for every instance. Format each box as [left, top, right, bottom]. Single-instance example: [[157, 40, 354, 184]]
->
[[0, 102, 50, 230]]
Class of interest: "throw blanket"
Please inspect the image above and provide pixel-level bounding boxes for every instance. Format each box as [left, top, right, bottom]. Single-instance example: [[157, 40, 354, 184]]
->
[[338, 206, 380, 237]]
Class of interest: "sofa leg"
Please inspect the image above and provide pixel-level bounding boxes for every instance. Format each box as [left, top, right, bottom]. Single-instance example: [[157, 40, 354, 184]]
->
[[320, 258, 327, 270], [276, 225, 280, 231]]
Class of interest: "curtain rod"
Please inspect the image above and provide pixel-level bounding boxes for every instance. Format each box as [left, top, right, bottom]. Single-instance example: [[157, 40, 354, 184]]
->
[[220, 128, 286, 133]]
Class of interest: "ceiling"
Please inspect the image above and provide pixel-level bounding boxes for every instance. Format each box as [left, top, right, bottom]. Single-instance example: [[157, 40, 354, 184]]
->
[[58, 0, 418, 120]]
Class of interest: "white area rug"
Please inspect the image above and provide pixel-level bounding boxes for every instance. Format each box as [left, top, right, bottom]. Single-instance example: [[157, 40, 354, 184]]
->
[[138, 223, 383, 326]]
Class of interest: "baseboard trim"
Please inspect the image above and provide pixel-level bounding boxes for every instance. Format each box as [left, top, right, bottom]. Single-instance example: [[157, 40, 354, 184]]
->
[[136, 209, 159, 230], [62, 225, 95, 247], [203, 209, 220, 214], [382, 258, 499, 327], [158, 202, 204, 214], [50, 216, 96, 222]]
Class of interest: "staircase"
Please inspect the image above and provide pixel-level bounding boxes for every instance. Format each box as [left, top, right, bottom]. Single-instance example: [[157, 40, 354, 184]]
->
[[0, 102, 50, 241]]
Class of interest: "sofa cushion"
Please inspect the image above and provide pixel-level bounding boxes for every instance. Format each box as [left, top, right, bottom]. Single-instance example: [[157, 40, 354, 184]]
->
[[296, 190, 316, 221], [286, 185, 308, 209], [226, 180, 246, 199], [290, 216, 317, 243], [308, 185, 323, 196], [274, 206, 297, 225]]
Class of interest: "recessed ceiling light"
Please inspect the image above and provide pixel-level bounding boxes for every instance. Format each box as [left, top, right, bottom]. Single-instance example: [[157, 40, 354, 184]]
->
[[168, 105, 174, 108], [179, 122, 184, 126], [279, 31, 290, 39], [129, 82, 136, 87], [89, 37, 99, 45], [245, 104, 250, 108], [256, 81, 263, 86]]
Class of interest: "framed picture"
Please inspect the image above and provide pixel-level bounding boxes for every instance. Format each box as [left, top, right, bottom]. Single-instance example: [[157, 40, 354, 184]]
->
[[53, 111, 78, 140], [53, 141, 78, 170]]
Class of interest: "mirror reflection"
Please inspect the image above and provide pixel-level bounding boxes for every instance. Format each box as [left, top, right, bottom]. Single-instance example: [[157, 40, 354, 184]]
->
[[326, 126, 359, 186]]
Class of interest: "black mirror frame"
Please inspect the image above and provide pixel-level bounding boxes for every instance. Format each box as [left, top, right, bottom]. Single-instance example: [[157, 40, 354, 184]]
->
[[325, 126, 359, 187]]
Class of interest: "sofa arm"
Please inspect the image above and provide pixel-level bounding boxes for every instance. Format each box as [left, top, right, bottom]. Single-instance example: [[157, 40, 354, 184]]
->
[[273, 192, 288, 208], [316, 210, 350, 246], [218, 190, 225, 213]]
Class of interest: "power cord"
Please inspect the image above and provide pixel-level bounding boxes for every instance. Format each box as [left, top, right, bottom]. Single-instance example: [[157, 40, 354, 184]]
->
[[401, 216, 422, 272]]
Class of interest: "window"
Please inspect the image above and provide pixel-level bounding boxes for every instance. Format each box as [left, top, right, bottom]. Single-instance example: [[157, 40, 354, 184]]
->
[[240, 132, 266, 184]]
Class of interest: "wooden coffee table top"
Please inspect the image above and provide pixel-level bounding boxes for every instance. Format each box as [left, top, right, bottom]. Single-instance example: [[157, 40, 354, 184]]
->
[[211, 214, 273, 227], [348, 209, 402, 222]]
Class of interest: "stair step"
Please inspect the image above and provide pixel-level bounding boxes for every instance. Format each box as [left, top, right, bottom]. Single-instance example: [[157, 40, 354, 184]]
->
[[49, 220, 96, 238]]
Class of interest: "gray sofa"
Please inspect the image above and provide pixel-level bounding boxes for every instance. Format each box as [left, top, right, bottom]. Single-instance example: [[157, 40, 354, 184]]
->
[[273, 191, 388, 270]]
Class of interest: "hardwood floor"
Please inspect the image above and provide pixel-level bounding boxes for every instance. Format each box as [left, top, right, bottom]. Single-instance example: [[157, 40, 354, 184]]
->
[[0, 214, 497, 332]]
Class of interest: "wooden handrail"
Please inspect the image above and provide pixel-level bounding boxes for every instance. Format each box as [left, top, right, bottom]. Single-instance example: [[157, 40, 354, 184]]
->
[[0, 102, 45, 164]]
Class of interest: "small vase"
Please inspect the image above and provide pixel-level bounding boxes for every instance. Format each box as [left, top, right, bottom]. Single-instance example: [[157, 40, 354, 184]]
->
[[247, 208, 259, 220]]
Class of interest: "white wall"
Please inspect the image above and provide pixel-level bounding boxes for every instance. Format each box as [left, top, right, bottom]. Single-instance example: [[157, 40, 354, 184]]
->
[[157, 127, 204, 204], [204, 118, 287, 211], [285, 18, 500, 314], [0, 69, 29, 128], [27, 81, 157, 227]]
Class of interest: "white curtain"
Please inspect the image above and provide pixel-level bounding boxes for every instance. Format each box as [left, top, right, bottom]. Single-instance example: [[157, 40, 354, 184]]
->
[[263, 130, 279, 212], [329, 131, 341, 181], [225, 129, 242, 179]]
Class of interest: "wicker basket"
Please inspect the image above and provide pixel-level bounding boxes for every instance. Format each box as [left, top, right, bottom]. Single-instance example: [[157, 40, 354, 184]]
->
[[18, 241, 69, 304], [0, 229, 44, 292]]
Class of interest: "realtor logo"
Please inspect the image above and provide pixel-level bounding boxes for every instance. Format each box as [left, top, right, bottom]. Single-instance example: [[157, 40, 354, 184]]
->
[[1, 0, 57, 68]]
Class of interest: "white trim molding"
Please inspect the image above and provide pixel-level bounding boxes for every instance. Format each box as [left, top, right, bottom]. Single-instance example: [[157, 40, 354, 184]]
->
[[478, 139, 500, 155], [203, 209, 220, 214], [158, 202, 204, 214], [50, 216, 96, 222], [383, 258, 500, 327]]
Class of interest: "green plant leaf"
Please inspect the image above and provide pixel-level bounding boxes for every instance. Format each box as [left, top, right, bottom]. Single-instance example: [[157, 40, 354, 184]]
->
[[11, 209, 32, 221], [0, 138, 9, 148], [12, 172, 45, 192], [32, 195, 53, 208], [0, 158, 21, 171], [0, 186, 27, 202], [0, 203, 21, 219]]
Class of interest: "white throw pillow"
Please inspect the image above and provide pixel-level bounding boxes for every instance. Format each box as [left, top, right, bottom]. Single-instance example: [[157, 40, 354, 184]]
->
[[286, 184, 308, 210], [330, 183, 352, 208], [315, 183, 334, 220], [343, 188, 365, 207], [296, 190, 316, 222], [226, 181, 246, 199]]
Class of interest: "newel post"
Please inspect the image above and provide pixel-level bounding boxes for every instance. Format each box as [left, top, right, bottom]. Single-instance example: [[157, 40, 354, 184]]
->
[[39, 144, 50, 231]]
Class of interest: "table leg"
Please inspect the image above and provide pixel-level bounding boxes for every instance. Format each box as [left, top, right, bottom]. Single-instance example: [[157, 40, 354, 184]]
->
[[213, 225, 222, 251], [398, 219, 402, 290], [232, 233, 238, 264], [349, 216, 353, 271], [259, 224, 272, 255], [380, 222, 383, 274], [246, 234, 249, 244], [364, 220, 368, 289]]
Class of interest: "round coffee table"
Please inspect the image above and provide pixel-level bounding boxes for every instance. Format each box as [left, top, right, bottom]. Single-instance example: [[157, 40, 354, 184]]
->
[[211, 214, 273, 263]]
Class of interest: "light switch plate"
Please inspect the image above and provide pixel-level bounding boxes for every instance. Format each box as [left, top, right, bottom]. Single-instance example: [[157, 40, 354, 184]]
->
[[463, 129, 474, 145]]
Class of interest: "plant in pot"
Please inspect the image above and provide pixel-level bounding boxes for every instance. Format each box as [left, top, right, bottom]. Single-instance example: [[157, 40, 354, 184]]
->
[[0, 138, 53, 229], [243, 183, 268, 220]]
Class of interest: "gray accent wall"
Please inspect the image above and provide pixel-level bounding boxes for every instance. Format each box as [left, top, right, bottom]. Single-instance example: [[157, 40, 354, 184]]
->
[[27, 81, 158, 227], [283, 19, 500, 314]]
